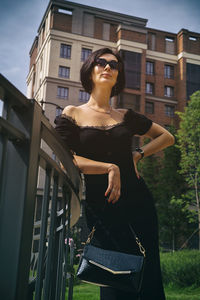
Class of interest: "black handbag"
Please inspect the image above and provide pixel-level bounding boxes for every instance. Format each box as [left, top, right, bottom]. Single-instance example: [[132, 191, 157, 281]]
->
[[76, 223, 145, 294]]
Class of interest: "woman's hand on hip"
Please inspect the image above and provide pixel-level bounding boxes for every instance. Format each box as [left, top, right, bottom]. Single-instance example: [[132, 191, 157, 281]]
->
[[105, 164, 121, 204]]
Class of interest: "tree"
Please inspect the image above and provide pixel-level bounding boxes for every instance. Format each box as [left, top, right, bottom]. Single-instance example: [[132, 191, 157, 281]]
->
[[176, 90, 200, 250], [156, 125, 189, 250], [140, 128, 192, 250], [139, 151, 161, 203], [164, 195, 196, 251]]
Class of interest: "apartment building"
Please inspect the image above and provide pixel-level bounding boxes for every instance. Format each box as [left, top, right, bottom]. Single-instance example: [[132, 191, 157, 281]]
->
[[27, 0, 200, 130]]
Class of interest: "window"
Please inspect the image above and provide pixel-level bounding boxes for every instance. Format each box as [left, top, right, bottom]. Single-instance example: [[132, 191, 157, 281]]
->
[[165, 105, 174, 117], [165, 37, 174, 42], [165, 86, 174, 97], [146, 82, 154, 94], [0, 99, 3, 117], [164, 65, 174, 79], [58, 8, 72, 15], [165, 36, 175, 54], [186, 63, 200, 99], [121, 50, 141, 90], [57, 87, 68, 99], [145, 101, 154, 114], [59, 66, 70, 78], [56, 107, 63, 116], [79, 90, 90, 102], [119, 93, 140, 111], [52, 152, 56, 161], [148, 33, 156, 50], [103, 23, 110, 40], [189, 36, 197, 41], [146, 61, 154, 75], [81, 48, 92, 62], [60, 44, 71, 59]]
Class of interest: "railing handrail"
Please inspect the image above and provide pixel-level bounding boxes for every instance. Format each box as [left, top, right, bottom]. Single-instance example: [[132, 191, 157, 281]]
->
[[0, 74, 82, 300], [0, 73, 31, 109]]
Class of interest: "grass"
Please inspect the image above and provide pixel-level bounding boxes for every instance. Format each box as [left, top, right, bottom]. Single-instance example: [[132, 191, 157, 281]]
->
[[69, 284, 99, 300], [160, 250, 200, 287], [67, 282, 200, 300], [165, 284, 200, 300]]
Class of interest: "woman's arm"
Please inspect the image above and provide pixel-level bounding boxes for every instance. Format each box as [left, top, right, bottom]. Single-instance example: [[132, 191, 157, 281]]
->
[[74, 155, 121, 204], [60, 106, 121, 203], [133, 122, 175, 178]]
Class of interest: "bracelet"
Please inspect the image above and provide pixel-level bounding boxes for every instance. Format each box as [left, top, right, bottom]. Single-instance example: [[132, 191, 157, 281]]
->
[[135, 147, 144, 160]]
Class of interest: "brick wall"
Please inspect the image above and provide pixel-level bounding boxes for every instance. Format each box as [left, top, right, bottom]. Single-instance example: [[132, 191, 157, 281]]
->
[[140, 50, 147, 114], [94, 17, 103, 39], [94, 18, 118, 42], [110, 24, 118, 42], [177, 31, 186, 53], [119, 29, 146, 43], [146, 101, 176, 127], [51, 12, 72, 33], [148, 29, 177, 54], [178, 29, 200, 55], [176, 57, 187, 112]]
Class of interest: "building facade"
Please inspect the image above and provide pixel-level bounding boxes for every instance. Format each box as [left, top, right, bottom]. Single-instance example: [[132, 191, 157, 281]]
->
[[27, 0, 200, 131], [26, 0, 200, 245]]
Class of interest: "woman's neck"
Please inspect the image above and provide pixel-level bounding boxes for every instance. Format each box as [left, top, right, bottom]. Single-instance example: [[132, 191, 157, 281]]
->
[[88, 87, 111, 109]]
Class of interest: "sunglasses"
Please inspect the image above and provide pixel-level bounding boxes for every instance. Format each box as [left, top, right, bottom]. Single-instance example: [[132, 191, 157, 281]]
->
[[94, 58, 120, 70]]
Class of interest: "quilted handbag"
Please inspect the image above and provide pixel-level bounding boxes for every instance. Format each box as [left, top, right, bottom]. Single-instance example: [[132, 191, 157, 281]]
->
[[76, 224, 145, 294]]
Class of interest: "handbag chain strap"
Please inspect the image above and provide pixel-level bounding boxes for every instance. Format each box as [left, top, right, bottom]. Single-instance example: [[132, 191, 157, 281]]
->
[[128, 224, 146, 257], [83, 203, 146, 257], [85, 226, 96, 245]]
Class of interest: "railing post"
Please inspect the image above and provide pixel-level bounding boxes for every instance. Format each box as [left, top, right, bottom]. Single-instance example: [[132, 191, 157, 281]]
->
[[34, 167, 52, 299], [0, 99, 42, 300]]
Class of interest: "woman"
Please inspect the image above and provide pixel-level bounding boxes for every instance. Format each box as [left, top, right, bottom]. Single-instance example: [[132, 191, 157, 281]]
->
[[55, 48, 174, 300]]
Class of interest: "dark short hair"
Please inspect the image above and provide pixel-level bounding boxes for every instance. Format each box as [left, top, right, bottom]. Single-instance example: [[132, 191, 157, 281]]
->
[[80, 48, 125, 97]]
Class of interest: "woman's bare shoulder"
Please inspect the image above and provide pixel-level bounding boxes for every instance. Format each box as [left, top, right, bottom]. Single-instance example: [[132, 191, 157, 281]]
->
[[62, 105, 78, 118], [115, 108, 128, 116]]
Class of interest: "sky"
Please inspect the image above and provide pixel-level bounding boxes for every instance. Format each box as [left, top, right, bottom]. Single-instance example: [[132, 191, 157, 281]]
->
[[0, 0, 200, 97]]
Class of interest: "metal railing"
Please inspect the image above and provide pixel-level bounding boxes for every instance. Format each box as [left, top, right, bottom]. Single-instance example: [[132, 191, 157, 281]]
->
[[0, 74, 82, 300]]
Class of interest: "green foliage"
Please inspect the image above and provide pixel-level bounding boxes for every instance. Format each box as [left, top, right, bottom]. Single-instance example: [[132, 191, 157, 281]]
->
[[69, 279, 200, 300], [176, 90, 200, 249], [140, 128, 193, 250], [157, 128, 190, 249], [161, 195, 196, 250], [70, 226, 83, 265], [139, 152, 161, 203], [176, 91, 200, 188], [165, 284, 200, 300], [160, 250, 200, 288], [68, 283, 99, 300]]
